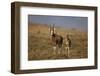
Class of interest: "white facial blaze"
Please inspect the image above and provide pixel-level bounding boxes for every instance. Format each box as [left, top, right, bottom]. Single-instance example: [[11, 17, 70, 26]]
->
[[50, 25, 57, 35], [51, 30, 53, 35]]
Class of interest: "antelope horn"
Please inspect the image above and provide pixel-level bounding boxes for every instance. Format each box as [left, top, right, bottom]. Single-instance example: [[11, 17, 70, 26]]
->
[[52, 24, 54, 31], [49, 24, 51, 31]]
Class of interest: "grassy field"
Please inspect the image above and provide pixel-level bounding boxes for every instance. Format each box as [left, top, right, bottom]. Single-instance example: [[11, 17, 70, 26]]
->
[[28, 23, 88, 60]]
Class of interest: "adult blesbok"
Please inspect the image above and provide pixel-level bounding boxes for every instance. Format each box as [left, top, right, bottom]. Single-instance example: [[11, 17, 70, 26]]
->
[[65, 34, 71, 57], [50, 24, 63, 54]]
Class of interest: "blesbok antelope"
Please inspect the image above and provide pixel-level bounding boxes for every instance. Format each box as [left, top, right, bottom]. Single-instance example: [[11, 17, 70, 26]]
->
[[50, 24, 63, 54], [65, 34, 71, 57]]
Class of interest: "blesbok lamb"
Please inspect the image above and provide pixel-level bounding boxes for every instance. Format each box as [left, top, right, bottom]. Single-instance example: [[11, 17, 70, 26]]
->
[[50, 24, 63, 54], [65, 34, 71, 57]]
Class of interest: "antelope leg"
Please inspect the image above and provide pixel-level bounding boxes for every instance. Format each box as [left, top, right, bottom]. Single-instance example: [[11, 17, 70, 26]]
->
[[53, 46, 56, 55]]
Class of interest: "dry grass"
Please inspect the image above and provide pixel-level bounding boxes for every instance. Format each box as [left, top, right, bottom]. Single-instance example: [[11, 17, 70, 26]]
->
[[28, 23, 88, 60]]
